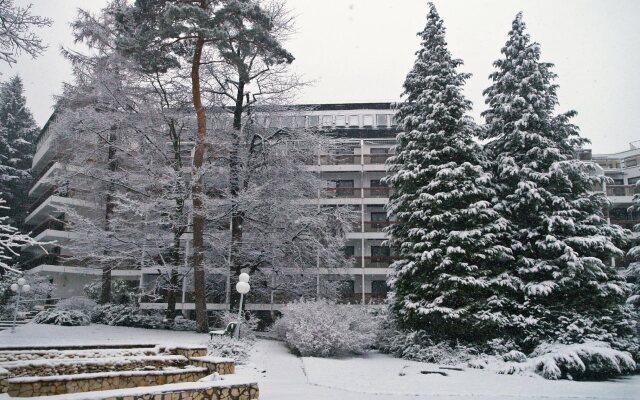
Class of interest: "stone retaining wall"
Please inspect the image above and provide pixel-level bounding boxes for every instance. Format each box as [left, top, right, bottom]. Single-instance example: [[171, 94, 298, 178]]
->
[[162, 346, 208, 359], [7, 367, 209, 397], [99, 382, 259, 400], [190, 357, 235, 375], [0, 355, 189, 390]]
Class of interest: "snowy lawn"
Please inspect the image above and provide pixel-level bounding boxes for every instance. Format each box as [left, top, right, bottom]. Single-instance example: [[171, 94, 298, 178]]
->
[[1, 323, 639, 400]]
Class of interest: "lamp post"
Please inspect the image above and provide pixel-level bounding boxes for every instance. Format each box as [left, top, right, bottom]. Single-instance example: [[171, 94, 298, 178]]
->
[[10, 278, 30, 333], [235, 273, 250, 338]]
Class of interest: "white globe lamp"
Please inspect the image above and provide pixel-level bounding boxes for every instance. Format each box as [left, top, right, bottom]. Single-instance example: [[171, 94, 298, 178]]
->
[[10, 278, 30, 333], [239, 273, 250, 283]]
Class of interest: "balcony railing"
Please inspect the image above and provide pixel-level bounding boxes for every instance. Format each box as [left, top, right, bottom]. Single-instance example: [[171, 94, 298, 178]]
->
[[363, 154, 392, 164], [29, 218, 66, 237], [337, 292, 388, 305], [324, 187, 393, 199], [305, 153, 394, 165], [363, 220, 393, 232], [349, 256, 398, 268], [27, 187, 69, 214], [606, 185, 640, 197], [18, 254, 68, 271], [32, 160, 57, 183]]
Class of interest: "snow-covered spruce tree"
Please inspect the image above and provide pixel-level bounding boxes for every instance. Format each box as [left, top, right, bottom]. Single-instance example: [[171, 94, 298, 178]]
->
[[0, 75, 39, 228], [482, 13, 635, 352], [385, 3, 516, 344]]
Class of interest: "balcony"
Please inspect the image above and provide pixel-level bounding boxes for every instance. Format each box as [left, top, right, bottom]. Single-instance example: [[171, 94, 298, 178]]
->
[[337, 292, 388, 305], [19, 254, 68, 271], [27, 187, 65, 214], [363, 220, 393, 232], [305, 153, 394, 166], [606, 185, 640, 197], [349, 256, 398, 268], [30, 218, 66, 238], [324, 187, 393, 199]]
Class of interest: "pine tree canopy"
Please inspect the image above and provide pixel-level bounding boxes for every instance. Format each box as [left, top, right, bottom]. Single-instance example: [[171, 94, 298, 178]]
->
[[482, 12, 635, 349], [386, 3, 518, 343], [0, 75, 38, 227]]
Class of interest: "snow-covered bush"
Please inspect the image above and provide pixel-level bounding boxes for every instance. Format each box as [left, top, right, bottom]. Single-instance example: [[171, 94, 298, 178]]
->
[[172, 315, 196, 331], [0, 271, 54, 319], [84, 280, 136, 305], [91, 304, 195, 331], [91, 304, 165, 329], [470, 341, 636, 380], [55, 296, 97, 314], [207, 335, 254, 364], [272, 299, 380, 357], [378, 328, 478, 365], [33, 309, 90, 326]]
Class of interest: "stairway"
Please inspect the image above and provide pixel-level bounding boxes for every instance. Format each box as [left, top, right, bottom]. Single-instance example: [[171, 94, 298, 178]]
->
[[0, 310, 39, 332]]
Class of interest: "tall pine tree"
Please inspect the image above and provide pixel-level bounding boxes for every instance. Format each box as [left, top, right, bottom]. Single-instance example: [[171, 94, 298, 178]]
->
[[0, 75, 38, 228], [482, 13, 636, 351], [386, 3, 518, 344]]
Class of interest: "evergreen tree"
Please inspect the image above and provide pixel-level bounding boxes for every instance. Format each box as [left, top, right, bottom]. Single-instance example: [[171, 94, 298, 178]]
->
[[386, 3, 517, 344], [0, 75, 38, 228], [482, 13, 635, 351]]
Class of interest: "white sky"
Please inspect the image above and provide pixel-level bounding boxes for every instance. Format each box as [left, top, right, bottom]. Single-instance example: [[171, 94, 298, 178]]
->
[[1, 0, 639, 154]]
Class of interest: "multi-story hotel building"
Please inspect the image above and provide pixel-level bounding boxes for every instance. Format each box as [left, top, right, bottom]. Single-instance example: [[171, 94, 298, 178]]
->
[[20, 102, 640, 314], [22, 103, 401, 313]]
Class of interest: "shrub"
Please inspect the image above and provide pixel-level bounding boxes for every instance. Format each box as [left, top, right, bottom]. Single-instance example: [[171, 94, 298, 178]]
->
[[469, 341, 636, 380], [33, 309, 90, 326], [376, 317, 478, 365], [207, 335, 254, 364], [172, 316, 196, 331], [55, 296, 97, 314], [91, 304, 195, 331], [272, 299, 379, 357]]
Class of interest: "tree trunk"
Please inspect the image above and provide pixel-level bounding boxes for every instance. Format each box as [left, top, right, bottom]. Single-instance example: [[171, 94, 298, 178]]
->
[[100, 127, 118, 305], [191, 33, 209, 333], [166, 267, 179, 320], [229, 81, 245, 311]]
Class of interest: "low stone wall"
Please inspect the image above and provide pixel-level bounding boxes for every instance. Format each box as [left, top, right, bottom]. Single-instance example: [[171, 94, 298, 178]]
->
[[190, 356, 235, 375], [162, 346, 208, 359], [14, 381, 260, 400], [0, 355, 189, 389], [0, 344, 157, 352], [0, 348, 159, 363], [6, 367, 209, 397]]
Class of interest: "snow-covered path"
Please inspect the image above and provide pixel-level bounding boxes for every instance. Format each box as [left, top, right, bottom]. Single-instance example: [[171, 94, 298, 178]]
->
[[1, 325, 638, 399], [241, 339, 640, 400]]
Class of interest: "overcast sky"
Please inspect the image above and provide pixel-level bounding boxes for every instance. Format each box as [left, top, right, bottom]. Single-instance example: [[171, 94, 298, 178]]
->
[[1, 0, 639, 154]]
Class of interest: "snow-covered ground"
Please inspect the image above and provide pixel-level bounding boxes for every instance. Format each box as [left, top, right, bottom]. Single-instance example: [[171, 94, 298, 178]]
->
[[1, 324, 639, 400]]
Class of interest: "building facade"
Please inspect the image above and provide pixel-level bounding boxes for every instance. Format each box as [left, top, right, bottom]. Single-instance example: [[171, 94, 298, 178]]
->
[[21, 102, 640, 313]]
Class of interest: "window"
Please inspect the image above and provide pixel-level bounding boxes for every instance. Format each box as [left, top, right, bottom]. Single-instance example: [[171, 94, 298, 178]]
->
[[295, 116, 306, 128], [308, 115, 319, 127], [363, 115, 373, 127], [321, 115, 332, 127], [334, 180, 354, 197], [348, 115, 359, 127], [370, 212, 388, 230], [390, 114, 399, 126], [344, 246, 355, 258], [371, 246, 390, 258], [371, 280, 388, 294], [369, 148, 390, 163], [376, 114, 388, 127], [629, 176, 640, 185], [370, 212, 387, 222], [335, 115, 346, 127], [626, 158, 638, 168]]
